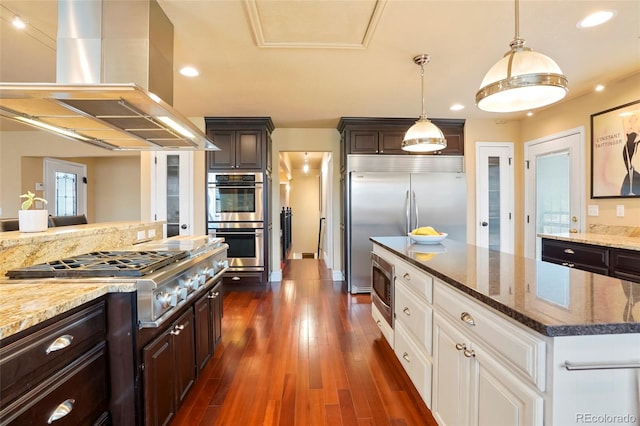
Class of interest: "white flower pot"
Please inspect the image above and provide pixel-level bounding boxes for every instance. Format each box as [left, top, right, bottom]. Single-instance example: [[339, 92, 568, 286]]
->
[[18, 210, 49, 233]]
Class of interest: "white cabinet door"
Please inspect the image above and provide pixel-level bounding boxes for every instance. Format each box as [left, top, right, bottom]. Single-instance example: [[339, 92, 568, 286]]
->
[[474, 344, 544, 426], [432, 313, 471, 426]]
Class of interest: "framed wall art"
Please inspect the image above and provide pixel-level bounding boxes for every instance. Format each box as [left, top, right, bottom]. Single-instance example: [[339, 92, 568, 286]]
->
[[591, 99, 640, 198]]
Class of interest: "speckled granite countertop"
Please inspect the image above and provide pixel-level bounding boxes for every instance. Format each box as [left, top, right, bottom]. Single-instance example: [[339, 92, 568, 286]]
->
[[0, 279, 136, 339], [371, 236, 640, 337], [538, 232, 640, 251]]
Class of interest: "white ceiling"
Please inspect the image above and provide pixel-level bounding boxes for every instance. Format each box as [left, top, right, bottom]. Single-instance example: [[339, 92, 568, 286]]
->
[[1, 0, 639, 132]]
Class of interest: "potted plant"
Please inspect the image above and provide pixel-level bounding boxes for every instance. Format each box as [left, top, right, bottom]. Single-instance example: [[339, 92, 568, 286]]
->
[[18, 191, 48, 232]]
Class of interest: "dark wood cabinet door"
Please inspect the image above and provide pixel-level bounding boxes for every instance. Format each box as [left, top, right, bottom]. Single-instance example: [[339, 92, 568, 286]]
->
[[211, 283, 223, 349], [379, 131, 407, 154], [143, 331, 176, 426], [437, 128, 464, 155], [350, 131, 379, 153], [194, 295, 213, 374], [173, 309, 196, 405], [541, 239, 610, 275], [236, 131, 262, 169], [207, 131, 235, 169], [611, 249, 640, 283]]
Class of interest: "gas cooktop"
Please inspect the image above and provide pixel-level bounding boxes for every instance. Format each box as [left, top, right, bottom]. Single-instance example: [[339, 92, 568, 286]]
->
[[6, 250, 189, 279]]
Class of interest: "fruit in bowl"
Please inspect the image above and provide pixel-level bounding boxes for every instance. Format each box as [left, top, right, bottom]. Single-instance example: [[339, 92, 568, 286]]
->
[[409, 226, 447, 244]]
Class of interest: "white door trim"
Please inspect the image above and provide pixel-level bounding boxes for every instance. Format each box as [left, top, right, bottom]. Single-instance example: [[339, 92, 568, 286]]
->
[[43, 157, 87, 216], [524, 127, 585, 259], [475, 142, 515, 254]]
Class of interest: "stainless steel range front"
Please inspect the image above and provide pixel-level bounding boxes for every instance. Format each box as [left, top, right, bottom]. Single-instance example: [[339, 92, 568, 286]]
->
[[6, 236, 229, 328]]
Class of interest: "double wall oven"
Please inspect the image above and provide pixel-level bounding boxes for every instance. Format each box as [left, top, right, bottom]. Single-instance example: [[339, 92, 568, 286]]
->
[[207, 172, 265, 279]]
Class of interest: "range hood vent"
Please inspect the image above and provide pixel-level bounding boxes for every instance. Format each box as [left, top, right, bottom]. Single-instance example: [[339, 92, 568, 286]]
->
[[0, 0, 217, 151]]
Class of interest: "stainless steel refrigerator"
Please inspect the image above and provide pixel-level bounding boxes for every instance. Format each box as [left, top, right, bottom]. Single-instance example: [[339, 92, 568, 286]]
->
[[346, 155, 467, 293]]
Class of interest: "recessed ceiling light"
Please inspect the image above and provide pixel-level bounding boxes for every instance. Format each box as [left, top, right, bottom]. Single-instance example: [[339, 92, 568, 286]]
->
[[526, 111, 534, 117], [594, 84, 605, 92], [577, 10, 616, 28], [12, 15, 27, 29], [179, 66, 199, 77], [450, 104, 464, 111]]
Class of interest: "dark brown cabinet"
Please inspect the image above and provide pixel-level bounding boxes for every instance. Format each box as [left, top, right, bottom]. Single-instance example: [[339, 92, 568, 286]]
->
[[143, 308, 195, 426], [205, 117, 274, 171], [194, 281, 223, 374], [541, 238, 640, 283], [338, 117, 465, 159], [0, 299, 109, 425]]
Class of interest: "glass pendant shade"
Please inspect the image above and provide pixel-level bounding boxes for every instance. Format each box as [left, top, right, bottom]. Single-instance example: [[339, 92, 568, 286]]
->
[[402, 117, 446, 152], [476, 0, 568, 113], [476, 46, 568, 112], [402, 54, 447, 152]]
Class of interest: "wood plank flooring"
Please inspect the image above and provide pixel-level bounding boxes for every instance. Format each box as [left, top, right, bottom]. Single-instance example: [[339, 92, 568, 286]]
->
[[173, 259, 437, 426]]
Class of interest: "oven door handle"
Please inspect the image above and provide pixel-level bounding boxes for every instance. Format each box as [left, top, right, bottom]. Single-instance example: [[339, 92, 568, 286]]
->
[[215, 230, 263, 235], [208, 185, 262, 189]]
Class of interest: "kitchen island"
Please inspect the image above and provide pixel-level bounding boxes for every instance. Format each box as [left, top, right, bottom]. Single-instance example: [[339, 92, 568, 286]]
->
[[371, 236, 639, 426]]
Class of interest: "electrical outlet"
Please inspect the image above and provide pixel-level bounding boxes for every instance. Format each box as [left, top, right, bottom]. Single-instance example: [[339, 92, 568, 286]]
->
[[148, 229, 156, 238], [587, 205, 599, 216], [137, 230, 146, 240], [616, 205, 624, 217]]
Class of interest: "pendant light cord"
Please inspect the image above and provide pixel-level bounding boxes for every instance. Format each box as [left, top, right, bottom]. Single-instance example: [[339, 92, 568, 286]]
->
[[514, 0, 520, 39], [420, 62, 426, 119]]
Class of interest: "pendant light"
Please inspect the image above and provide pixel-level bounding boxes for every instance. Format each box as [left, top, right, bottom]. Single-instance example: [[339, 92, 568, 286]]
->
[[476, 0, 568, 112], [302, 152, 309, 175], [402, 54, 447, 153]]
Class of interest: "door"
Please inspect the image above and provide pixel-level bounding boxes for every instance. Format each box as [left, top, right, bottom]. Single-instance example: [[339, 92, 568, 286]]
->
[[43, 158, 87, 217], [153, 152, 193, 237], [432, 314, 471, 426], [349, 172, 409, 293], [411, 173, 467, 242], [524, 129, 584, 259], [476, 143, 514, 253]]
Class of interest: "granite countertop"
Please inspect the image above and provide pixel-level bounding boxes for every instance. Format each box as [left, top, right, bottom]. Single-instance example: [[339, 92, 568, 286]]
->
[[0, 279, 136, 339], [538, 232, 640, 251], [371, 236, 640, 337]]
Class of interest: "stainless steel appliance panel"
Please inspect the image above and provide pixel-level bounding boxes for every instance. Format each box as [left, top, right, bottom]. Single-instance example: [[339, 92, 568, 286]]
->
[[371, 252, 394, 327], [349, 173, 409, 293], [347, 156, 467, 294], [207, 172, 264, 222], [209, 222, 264, 270]]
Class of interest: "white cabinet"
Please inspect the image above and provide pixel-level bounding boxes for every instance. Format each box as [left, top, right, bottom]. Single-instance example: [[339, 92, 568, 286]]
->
[[393, 256, 434, 408], [432, 282, 544, 426], [371, 302, 393, 345]]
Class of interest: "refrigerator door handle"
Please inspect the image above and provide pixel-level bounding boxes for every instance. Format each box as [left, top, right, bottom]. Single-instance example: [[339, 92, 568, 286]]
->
[[405, 190, 410, 234], [413, 191, 419, 230]]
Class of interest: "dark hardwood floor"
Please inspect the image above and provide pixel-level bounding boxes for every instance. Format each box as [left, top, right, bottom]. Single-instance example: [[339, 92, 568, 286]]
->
[[173, 259, 437, 425]]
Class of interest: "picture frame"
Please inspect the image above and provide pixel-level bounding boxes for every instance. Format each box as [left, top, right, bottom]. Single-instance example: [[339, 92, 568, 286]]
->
[[591, 99, 640, 198]]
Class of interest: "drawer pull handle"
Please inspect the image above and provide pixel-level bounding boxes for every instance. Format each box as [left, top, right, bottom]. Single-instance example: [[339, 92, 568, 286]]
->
[[403, 307, 411, 316], [563, 360, 640, 371], [564, 248, 575, 254], [455, 343, 466, 351], [460, 312, 476, 326], [47, 399, 75, 423], [207, 291, 220, 299], [170, 324, 185, 335], [46, 335, 74, 354], [561, 262, 575, 268], [376, 320, 382, 327], [463, 348, 476, 358], [403, 273, 411, 280], [402, 352, 411, 363]]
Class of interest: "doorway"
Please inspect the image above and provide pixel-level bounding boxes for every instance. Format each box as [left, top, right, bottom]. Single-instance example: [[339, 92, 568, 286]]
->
[[43, 157, 87, 217], [524, 128, 585, 259], [151, 151, 194, 237], [475, 142, 515, 253]]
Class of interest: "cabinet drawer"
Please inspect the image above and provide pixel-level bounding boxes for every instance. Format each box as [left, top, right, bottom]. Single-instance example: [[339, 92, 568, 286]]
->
[[372, 303, 393, 346], [611, 249, 640, 283], [0, 301, 106, 407], [434, 281, 546, 391], [395, 282, 433, 355], [0, 342, 109, 425], [541, 239, 609, 274], [395, 260, 433, 304], [394, 321, 432, 407]]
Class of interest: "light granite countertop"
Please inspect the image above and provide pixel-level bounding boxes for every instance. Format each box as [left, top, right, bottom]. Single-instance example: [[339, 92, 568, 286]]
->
[[371, 236, 640, 337], [0, 279, 136, 339], [538, 232, 640, 251]]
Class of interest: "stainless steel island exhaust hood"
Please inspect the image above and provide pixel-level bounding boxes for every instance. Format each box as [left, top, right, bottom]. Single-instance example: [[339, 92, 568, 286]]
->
[[0, 0, 218, 151]]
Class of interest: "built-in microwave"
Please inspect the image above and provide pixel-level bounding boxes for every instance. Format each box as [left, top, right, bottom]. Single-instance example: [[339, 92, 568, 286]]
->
[[371, 252, 394, 328], [207, 172, 264, 222]]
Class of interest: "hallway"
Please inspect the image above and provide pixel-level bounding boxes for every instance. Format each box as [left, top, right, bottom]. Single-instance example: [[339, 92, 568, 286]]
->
[[173, 259, 436, 425]]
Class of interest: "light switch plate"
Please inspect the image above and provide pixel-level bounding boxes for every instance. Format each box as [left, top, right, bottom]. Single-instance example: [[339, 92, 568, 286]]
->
[[148, 229, 156, 238], [587, 205, 599, 216], [35, 182, 44, 191], [137, 230, 146, 240], [616, 205, 624, 217]]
